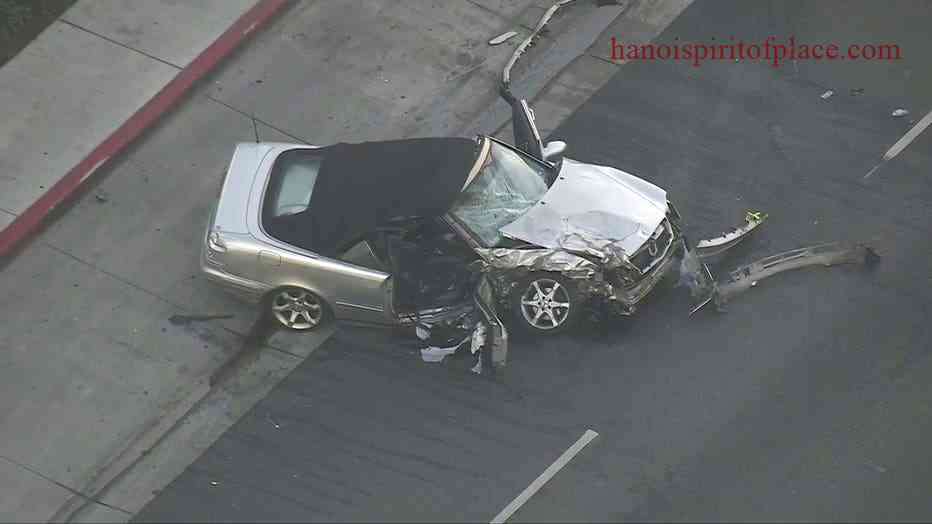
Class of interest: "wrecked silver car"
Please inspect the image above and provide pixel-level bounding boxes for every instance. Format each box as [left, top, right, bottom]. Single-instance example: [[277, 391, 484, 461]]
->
[[201, 3, 708, 352], [201, 123, 691, 338], [200, 0, 695, 342]]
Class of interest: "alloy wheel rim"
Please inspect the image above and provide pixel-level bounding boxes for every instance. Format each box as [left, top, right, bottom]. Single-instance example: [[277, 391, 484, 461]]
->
[[272, 289, 322, 329], [520, 278, 570, 330]]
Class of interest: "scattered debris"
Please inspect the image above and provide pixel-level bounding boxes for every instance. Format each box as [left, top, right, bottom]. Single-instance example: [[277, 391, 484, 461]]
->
[[420, 339, 467, 363], [469, 320, 488, 374], [820, 90, 834, 99], [489, 31, 518, 46], [705, 242, 880, 311], [695, 211, 768, 258], [470, 323, 487, 354], [864, 108, 932, 179], [680, 248, 717, 314], [501, 0, 575, 99], [892, 108, 909, 118]]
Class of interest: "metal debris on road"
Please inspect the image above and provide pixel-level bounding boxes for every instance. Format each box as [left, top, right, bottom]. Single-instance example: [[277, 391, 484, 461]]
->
[[695, 211, 768, 258], [820, 90, 834, 99], [420, 341, 466, 363], [891, 108, 910, 117], [501, 0, 576, 98], [489, 31, 518, 46], [864, 108, 932, 179], [708, 241, 880, 311]]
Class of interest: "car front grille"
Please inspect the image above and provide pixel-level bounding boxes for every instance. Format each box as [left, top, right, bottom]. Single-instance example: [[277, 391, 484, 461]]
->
[[630, 219, 674, 273]]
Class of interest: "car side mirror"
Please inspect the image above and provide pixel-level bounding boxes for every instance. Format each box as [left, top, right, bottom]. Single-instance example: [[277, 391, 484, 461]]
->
[[542, 140, 567, 161]]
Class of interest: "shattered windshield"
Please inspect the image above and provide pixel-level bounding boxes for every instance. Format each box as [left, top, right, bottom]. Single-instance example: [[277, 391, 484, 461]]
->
[[449, 141, 551, 247]]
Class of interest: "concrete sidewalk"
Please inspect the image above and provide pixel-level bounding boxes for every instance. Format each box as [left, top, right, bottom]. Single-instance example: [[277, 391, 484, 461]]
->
[[0, 0, 283, 255], [0, 0, 690, 522], [0, 0, 277, 521]]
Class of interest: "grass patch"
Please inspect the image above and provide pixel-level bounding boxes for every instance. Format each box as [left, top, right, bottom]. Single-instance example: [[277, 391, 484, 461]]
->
[[0, 0, 77, 67]]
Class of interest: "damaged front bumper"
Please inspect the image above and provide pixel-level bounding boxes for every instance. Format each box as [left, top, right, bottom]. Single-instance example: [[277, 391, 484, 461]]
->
[[605, 238, 686, 315]]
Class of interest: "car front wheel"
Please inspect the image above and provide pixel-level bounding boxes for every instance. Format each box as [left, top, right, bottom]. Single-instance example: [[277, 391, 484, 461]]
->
[[267, 287, 328, 331], [511, 273, 579, 335]]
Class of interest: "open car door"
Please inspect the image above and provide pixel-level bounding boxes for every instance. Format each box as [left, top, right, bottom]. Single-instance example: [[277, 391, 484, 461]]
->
[[474, 274, 508, 370]]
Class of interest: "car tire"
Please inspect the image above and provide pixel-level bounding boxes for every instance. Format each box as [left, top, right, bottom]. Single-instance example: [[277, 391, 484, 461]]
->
[[266, 287, 329, 331], [510, 273, 580, 335]]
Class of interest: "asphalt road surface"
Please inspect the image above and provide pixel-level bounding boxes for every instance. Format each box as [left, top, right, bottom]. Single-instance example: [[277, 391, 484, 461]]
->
[[135, 1, 932, 522]]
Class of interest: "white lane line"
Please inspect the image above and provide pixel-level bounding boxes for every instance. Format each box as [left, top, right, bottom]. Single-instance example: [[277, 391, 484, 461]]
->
[[490, 429, 600, 524], [864, 108, 932, 179]]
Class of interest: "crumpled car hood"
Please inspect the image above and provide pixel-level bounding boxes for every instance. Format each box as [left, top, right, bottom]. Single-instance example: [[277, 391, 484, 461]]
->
[[499, 158, 668, 256]]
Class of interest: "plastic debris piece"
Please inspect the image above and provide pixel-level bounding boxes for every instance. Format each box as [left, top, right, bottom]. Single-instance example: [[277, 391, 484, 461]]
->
[[420, 345, 459, 363], [415, 324, 430, 340], [210, 481, 219, 487], [489, 31, 518, 46], [420, 335, 469, 363], [695, 210, 768, 258], [820, 90, 834, 99], [892, 108, 909, 118], [470, 323, 487, 354], [712, 242, 880, 309]]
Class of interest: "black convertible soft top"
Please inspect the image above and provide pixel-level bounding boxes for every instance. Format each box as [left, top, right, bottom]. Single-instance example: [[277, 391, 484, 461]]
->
[[268, 137, 479, 257]]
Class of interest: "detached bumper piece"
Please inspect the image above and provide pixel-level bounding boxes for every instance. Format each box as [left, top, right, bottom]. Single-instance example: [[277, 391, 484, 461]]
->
[[695, 210, 768, 259], [711, 241, 880, 310]]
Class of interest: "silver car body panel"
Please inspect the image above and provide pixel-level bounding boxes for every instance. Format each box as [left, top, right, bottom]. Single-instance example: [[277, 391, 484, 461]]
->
[[476, 247, 598, 276], [713, 242, 879, 307], [499, 158, 668, 256], [204, 141, 397, 324], [695, 211, 768, 258], [202, 137, 682, 334]]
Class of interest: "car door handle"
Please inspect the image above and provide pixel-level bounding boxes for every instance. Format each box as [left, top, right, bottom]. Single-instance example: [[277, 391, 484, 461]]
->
[[258, 250, 281, 266]]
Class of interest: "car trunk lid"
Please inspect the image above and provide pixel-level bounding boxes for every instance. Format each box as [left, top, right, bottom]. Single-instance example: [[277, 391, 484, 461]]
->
[[212, 142, 276, 234]]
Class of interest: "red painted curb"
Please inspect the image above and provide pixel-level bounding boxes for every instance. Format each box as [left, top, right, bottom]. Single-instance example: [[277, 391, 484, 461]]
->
[[0, 0, 289, 258]]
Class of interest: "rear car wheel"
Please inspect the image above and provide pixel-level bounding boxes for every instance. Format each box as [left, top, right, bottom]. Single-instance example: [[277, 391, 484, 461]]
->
[[511, 273, 580, 335], [267, 287, 328, 331]]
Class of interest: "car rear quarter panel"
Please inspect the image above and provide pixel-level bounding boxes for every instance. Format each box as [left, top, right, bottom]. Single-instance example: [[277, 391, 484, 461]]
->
[[243, 143, 392, 323]]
